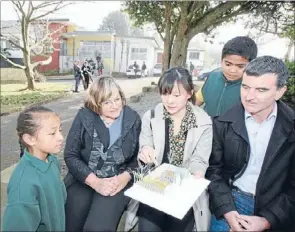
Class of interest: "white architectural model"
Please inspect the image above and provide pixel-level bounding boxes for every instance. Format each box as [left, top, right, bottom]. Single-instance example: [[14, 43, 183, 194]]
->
[[125, 164, 210, 219]]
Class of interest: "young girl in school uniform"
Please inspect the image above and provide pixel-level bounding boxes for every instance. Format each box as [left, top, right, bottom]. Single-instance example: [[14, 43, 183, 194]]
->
[[2, 106, 66, 231]]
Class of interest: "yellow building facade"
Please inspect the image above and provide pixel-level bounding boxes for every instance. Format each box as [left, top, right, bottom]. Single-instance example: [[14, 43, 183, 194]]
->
[[61, 31, 115, 74]]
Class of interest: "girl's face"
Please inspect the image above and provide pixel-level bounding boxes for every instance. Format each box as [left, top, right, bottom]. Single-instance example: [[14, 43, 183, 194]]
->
[[24, 113, 64, 156], [161, 83, 192, 116]]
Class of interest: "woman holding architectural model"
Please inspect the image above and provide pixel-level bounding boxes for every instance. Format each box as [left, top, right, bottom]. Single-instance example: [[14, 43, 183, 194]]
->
[[125, 66, 213, 232]]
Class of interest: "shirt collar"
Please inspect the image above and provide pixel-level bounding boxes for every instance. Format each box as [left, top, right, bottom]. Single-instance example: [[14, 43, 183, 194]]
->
[[22, 149, 54, 172], [100, 108, 124, 127], [245, 102, 278, 121]]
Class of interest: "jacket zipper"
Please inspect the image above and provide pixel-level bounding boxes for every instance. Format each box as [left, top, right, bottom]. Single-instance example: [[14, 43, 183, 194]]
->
[[254, 148, 280, 214], [216, 82, 227, 115], [230, 145, 250, 187]]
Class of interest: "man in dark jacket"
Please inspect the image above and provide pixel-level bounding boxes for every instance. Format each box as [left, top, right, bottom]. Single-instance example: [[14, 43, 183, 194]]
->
[[141, 61, 147, 77], [73, 60, 82, 93], [206, 56, 295, 231], [189, 62, 195, 76], [81, 61, 91, 90]]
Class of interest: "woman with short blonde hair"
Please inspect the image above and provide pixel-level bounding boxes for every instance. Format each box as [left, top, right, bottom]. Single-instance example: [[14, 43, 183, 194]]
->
[[85, 76, 126, 114], [64, 76, 141, 231]]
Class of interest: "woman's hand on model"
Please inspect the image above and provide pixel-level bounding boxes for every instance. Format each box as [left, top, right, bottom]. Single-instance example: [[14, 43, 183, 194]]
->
[[138, 146, 158, 165]]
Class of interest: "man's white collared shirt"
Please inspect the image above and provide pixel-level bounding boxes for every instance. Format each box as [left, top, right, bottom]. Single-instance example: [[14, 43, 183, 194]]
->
[[233, 103, 277, 195]]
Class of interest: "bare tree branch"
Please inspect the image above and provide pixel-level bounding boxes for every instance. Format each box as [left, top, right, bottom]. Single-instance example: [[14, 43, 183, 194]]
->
[[0, 33, 24, 50], [27, 1, 34, 20], [31, 23, 65, 51], [32, 55, 52, 68], [1, 31, 20, 43], [154, 23, 164, 41], [34, 1, 63, 9], [11, 1, 25, 16], [13, 3, 22, 21], [0, 53, 25, 69], [30, 1, 74, 22], [21, 0, 25, 8]]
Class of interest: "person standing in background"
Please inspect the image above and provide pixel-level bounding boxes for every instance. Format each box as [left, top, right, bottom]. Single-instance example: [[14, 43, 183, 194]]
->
[[189, 62, 195, 76], [73, 60, 82, 93], [98, 60, 104, 76]]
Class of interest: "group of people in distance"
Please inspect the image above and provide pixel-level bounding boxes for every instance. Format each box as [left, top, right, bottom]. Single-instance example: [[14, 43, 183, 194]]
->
[[2, 36, 295, 232], [73, 58, 104, 93]]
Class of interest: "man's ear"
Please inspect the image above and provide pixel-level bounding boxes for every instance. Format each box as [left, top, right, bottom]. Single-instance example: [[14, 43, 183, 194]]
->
[[22, 133, 36, 147], [275, 86, 287, 100]]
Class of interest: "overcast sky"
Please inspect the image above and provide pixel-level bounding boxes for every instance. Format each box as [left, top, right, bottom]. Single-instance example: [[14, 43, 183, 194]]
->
[[1, 1, 292, 59], [1, 1, 122, 30]]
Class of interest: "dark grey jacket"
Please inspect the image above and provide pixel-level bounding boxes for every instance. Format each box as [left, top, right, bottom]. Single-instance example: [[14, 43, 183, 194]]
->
[[64, 106, 141, 188]]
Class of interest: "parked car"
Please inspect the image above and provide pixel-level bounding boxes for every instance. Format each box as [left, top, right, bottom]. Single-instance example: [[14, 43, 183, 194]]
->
[[126, 64, 141, 78], [153, 63, 162, 76], [197, 66, 221, 81]]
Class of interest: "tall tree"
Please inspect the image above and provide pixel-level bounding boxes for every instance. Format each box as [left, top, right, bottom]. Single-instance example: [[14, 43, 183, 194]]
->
[[0, 1, 73, 90], [124, 1, 294, 70], [244, 2, 295, 60], [98, 10, 144, 36], [98, 11, 130, 36]]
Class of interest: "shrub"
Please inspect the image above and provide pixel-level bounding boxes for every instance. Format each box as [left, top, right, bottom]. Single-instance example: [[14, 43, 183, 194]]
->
[[282, 60, 295, 110]]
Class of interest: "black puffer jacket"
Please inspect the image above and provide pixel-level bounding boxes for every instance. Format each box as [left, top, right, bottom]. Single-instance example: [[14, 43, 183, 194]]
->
[[64, 106, 141, 188]]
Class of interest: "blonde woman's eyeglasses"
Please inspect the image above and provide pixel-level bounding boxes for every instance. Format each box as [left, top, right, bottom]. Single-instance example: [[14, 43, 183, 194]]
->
[[102, 97, 122, 107]]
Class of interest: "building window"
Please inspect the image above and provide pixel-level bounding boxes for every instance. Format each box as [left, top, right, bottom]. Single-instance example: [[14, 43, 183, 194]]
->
[[60, 40, 67, 56], [189, 52, 200, 60], [79, 41, 111, 58], [131, 48, 147, 60]]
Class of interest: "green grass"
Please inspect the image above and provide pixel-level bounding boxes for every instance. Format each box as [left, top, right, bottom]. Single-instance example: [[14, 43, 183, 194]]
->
[[0, 83, 72, 115]]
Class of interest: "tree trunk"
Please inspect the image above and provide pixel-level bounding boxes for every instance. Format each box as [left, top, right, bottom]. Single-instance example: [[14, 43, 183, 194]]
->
[[25, 67, 35, 90], [23, 54, 35, 90], [23, 45, 35, 90], [170, 34, 189, 67], [21, 16, 36, 90], [169, 11, 189, 67], [163, 2, 172, 72], [284, 39, 294, 61], [163, 31, 171, 72]]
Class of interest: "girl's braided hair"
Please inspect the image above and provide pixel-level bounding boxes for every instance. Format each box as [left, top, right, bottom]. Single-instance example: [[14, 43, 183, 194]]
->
[[16, 106, 54, 158]]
